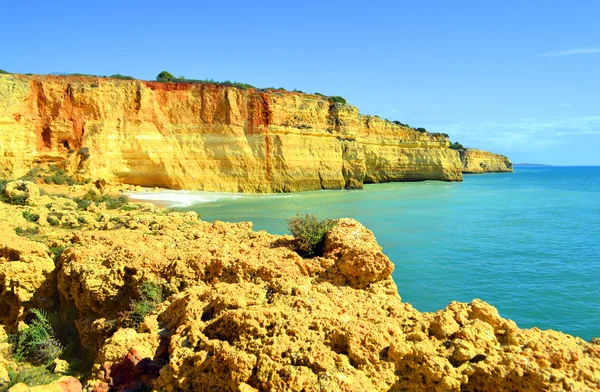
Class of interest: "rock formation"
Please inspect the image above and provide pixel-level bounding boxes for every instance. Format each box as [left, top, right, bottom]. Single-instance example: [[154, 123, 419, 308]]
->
[[459, 148, 513, 174], [0, 74, 475, 192], [0, 181, 597, 391]]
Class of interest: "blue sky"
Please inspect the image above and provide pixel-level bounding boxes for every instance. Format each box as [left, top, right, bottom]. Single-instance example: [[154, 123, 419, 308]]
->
[[1, 0, 599, 165]]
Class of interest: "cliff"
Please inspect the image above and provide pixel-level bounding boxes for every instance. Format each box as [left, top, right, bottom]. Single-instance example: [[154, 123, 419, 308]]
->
[[0, 181, 598, 391], [0, 74, 466, 192], [459, 148, 513, 174]]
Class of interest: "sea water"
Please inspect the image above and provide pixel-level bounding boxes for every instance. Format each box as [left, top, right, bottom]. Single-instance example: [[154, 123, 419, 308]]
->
[[129, 167, 600, 340]]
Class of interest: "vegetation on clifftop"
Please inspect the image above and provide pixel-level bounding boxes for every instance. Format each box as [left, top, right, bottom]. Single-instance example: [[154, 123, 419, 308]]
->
[[156, 70, 255, 90], [450, 141, 465, 150]]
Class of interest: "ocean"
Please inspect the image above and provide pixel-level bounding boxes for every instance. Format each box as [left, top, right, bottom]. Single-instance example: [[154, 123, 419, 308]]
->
[[129, 167, 600, 340]]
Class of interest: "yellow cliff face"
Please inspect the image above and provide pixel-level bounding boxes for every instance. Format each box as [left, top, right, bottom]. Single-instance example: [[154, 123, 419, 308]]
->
[[459, 148, 513, 174], [0, 74, 463, 192]]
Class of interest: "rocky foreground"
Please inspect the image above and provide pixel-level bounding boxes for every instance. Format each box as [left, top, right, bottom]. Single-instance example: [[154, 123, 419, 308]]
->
[[0, 180, 598, 391]]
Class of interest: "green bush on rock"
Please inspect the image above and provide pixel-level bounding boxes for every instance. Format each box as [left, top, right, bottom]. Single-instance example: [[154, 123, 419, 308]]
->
[[10, 309, 64, 365], [73, 190, 128, 210], [5, 365, 59, 389], [328, 96, 347, 104], [287, 214, 335, 257], [122, 280, 163, 328]]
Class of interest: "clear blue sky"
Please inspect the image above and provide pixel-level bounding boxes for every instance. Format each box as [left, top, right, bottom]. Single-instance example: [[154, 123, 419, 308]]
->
[[2, 0, 599, 165]]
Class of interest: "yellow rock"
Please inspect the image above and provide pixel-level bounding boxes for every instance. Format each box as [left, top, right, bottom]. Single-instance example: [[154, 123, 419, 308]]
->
[[459, 148, 513, 173], [0, 221, 55, 326], [0, 74, 463, 192]]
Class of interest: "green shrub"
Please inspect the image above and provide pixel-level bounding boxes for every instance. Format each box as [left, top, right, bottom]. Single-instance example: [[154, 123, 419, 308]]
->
[[156, 71, 175, 81], [287, 214, 335, 257], [10, 309, 64, 365], [110, 74, 135, 80], [328, 96, 347, 104], [47, 245, 68, 262], [138, 280, 163, 303], [393, 120, 410, 128], [74, 196, 92, 211], [1, 192, 27, 206], [415, 127, 427, 133], [5, 365, 59, 388], [122, 280, 163, 328], [73, 190, 128, 210], [432, 132, 450, 138], [19, 168, 42, 182], [0, 69, 10, 74], [45, 175, 65, 185], [15, 227, 40, 237], [47, 215, 60, 226], [449, 141, 464, 150], [22, 210, 40, 222]]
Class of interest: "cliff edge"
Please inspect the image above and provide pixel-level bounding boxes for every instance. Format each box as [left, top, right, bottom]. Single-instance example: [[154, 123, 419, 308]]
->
[[0, 74, 469, 192], [459, 148, 513, 174]]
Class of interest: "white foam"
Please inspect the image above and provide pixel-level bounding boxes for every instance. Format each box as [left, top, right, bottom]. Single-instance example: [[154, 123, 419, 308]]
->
[[126, 190, 245, 207]]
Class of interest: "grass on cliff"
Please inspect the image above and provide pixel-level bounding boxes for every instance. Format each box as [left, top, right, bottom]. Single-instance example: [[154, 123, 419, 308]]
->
[[0, 179, 28, 206], [9, 309, 64, 365], [287, 214, 335, 257], [4, 365, 59, 390], [74, 190, 128, 210], [22, 210, 40, 222], [121, 280, 163, 328], [156, 71, 255, 90], [328, 96, 347, 104], [17, 165, 91, 187]]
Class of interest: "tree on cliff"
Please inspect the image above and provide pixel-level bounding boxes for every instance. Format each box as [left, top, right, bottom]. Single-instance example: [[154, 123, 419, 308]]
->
[[156, 71, 175, 81]]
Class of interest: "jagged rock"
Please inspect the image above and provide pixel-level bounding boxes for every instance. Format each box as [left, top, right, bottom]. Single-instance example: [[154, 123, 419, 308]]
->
[[0, 222, 55, 326], [323, 218, 394, 288]]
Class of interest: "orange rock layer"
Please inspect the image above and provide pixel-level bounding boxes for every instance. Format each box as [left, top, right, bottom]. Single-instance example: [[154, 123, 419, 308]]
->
[[0, 74, 472, 192]]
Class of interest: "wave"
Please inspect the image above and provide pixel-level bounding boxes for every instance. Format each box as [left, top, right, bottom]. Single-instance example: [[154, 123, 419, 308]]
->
[[126, 190, 245, 207]]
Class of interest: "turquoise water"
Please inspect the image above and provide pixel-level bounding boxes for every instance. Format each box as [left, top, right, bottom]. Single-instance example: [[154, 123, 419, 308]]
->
[[132, 167, 600, 340]]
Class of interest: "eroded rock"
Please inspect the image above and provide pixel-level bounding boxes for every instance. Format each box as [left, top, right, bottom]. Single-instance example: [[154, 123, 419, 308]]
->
[[0, 222, 55, 326]]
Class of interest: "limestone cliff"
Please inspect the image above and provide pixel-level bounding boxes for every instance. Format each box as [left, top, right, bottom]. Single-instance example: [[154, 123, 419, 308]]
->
[[0, 74, 464, 192], [459, 148, 513, 174]]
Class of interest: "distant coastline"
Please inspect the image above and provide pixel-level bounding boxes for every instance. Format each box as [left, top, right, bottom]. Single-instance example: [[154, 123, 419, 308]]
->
[[513, 163, 553, 167]]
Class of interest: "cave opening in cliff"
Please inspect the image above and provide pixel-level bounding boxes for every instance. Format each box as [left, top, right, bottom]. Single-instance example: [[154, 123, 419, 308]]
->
[[62, 140, 70, 149], [42, 126, 52, 149]]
